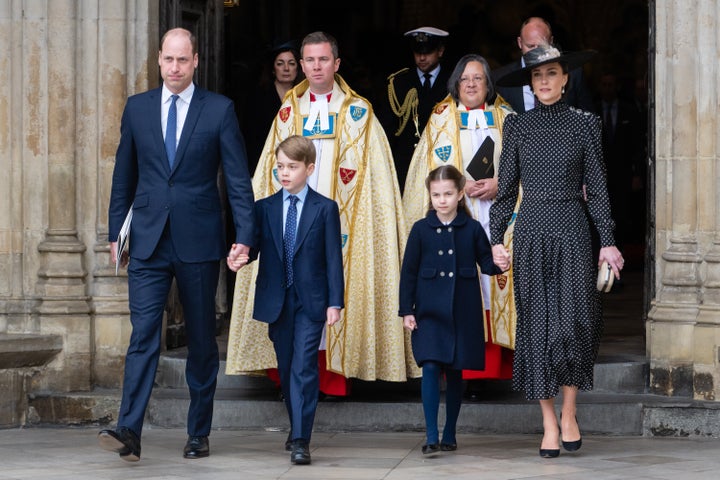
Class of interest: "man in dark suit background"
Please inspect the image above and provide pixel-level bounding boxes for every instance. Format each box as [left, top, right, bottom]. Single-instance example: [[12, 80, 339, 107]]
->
[[493, 17, 594, 113], [382, 27, 451, 190], [100, 28, 255, 462]]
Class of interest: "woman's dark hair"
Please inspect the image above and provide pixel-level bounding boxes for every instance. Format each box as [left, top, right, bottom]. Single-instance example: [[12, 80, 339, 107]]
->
[[425, 165, 472, 216], [447, 54, 495, 104]]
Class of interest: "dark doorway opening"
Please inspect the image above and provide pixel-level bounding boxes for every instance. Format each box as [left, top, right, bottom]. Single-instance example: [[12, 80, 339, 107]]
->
[[220, 0, 649, 360]]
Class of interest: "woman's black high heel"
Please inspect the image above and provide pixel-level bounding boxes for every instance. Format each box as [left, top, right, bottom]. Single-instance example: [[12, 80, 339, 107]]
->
[[561, 415, 582, 452], [539, 447, 560, 458], [562, 437, 582, 452]]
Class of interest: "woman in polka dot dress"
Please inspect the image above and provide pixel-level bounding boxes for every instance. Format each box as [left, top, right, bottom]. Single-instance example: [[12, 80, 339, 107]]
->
[[490, 45, 624, 458]]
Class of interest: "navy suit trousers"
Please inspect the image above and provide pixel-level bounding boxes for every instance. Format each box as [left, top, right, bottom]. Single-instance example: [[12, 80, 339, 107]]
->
[[268, 287, 325, 442], [119, 222, 220, 438]]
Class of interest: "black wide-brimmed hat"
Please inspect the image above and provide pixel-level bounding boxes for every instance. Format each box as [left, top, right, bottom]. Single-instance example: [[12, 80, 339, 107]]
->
[[495, 44, 596, 87]]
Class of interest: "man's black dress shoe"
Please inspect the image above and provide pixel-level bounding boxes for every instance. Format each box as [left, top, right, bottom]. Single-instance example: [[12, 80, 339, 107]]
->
[[290, 440, 311, 465], [98, 427, 141, 462], [285, 432, 293, 452], [440, 442, 457, 451], [422, 443, 440, 455], [183, 435, 210, 459]]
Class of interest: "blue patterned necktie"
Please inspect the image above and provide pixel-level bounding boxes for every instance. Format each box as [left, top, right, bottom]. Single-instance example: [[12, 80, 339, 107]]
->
[[284, 195, 299, 287], [165, 94, 178, 168]]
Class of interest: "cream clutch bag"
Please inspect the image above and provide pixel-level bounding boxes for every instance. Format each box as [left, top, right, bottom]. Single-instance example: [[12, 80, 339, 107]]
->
[[596, 261, 615, 292]]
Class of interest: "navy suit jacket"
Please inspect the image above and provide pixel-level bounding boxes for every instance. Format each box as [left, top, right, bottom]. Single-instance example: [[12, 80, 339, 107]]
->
[[108, 85, 255, 262], [493, 59, 595, 113], [251, 188, 344, 324]]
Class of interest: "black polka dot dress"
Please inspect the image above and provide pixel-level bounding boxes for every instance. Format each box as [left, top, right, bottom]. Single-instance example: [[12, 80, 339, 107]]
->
[[489, 100, 615, 401]]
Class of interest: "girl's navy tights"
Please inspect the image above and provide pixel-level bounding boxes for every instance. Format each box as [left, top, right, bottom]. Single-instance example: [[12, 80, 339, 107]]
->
[[421, 361, 462, 445]]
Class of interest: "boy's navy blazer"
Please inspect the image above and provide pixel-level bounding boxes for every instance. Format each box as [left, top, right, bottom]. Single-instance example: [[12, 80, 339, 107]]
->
[[251, 187, 344, 324]]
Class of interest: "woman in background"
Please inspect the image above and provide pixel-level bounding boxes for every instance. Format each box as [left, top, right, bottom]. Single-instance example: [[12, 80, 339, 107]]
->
[[243, 40, 301, 174]]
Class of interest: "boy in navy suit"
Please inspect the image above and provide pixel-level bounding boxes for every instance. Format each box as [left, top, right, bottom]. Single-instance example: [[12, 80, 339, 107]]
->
[[228, 135, 344, 465]]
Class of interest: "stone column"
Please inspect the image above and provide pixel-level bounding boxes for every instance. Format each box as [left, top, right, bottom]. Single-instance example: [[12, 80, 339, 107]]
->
[[648, 0, 719, 400], [32, 0, 92, 392], [0, 2, 20, 334], [694, 2, 720, 402], [91, 0, 159, 388]]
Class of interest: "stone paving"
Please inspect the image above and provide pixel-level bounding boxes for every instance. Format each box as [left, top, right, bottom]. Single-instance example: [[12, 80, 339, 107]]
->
[[0, 427, 718, 479]]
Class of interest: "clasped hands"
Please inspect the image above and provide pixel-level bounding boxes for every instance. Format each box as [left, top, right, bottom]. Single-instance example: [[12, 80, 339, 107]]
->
[[226, 243, 250, 272], [492, 244, 511, 272]]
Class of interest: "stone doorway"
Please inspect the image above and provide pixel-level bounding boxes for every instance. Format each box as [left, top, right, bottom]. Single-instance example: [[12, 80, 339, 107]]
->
[[162, 0, 651, 364], [219, 0, 651, 361]]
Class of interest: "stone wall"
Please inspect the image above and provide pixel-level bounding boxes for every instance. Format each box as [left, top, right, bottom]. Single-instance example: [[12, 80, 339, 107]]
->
[[648, 0, 720, 401], [0, 0, 158, 401]]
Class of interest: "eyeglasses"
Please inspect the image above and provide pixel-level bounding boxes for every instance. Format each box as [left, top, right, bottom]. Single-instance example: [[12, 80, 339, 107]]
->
[[459, 75, 485, 86]]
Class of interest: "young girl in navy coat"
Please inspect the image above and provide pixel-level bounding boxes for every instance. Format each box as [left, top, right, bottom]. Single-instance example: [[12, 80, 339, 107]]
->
[[399, 165, 507, 454]]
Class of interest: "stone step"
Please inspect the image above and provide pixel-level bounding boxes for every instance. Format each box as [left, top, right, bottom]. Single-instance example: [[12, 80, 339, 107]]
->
[[155, 349, 649, 395], [26, 388, 720, 437], [28, 334, 686, 436]]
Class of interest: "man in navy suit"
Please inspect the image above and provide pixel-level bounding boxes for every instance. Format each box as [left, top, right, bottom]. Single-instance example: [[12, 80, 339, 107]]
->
[[228, 135, 344, 465], [99, 28, 255, 461], [493, 17, 594, 113]]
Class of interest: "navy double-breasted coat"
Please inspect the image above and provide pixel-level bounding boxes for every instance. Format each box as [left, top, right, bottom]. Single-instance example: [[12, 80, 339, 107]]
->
[[399, 210, 501, 369]]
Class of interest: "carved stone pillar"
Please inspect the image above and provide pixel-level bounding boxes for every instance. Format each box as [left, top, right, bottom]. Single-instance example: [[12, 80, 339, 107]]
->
[[91, 0, 159, 388], [648, 0, 720, 400], [32, 0, 91, 392]]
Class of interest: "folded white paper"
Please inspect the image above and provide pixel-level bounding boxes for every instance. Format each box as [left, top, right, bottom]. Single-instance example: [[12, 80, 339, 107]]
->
[[116, 205, 132, 275]]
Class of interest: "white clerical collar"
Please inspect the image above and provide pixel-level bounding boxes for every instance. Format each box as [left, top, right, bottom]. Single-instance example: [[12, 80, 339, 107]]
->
[[460, 102, 488, 130], [304, 90, 331, 131]]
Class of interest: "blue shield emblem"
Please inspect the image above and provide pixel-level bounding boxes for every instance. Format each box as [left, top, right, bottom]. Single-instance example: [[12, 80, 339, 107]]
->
[[341, 234, 348, 248], [349, 106, 367, 121], [272, 168, 279, 182], [434, 146, 452, 162]]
